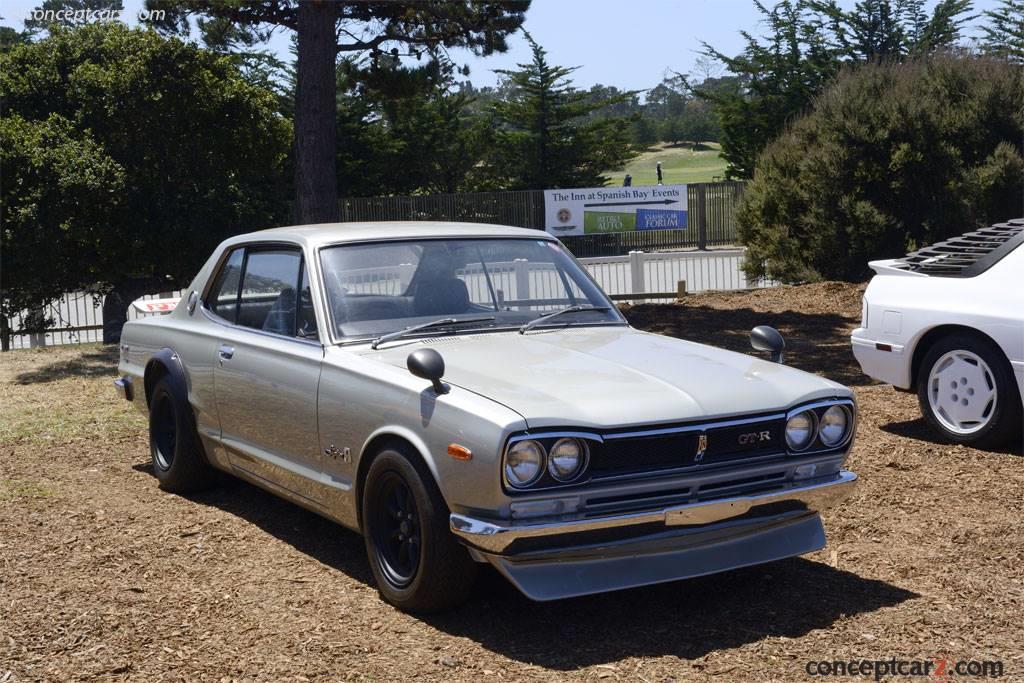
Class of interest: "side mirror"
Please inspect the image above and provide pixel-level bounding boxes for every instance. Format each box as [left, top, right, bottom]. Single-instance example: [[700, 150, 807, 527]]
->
[[750, 325, 785, 364], [407, 348, 449, 394]]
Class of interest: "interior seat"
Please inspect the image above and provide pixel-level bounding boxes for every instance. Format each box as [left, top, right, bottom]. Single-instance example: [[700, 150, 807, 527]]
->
[[413, 278, 470, 316]]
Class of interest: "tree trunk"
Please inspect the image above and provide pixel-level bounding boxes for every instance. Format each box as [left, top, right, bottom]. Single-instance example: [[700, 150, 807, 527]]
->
[[102, 279, 160, 344], [0, 315, 10, 352], [294, 1, 339, 225]]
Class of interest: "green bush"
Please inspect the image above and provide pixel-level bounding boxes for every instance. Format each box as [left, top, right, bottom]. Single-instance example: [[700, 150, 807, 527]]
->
[[739, 56, 1024, 283]]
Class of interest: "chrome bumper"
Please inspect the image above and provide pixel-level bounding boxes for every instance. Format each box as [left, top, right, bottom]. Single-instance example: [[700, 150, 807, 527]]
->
[[451, 470, 857, 554]]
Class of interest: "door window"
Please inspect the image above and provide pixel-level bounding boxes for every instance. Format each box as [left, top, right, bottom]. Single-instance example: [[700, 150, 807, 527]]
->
[[238, 249, 302, 334], [206, 245, 318, 339]]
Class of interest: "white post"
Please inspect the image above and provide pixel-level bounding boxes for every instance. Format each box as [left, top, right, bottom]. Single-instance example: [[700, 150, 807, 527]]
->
[[28, 307, 47, 348], [514, 258, 530, 309], [398, 263, 416, 291], [628, 251, 646, 301]]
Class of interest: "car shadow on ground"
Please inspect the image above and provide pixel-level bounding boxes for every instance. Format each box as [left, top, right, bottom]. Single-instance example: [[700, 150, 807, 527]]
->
[[624, 304, 870, 388], [880, 417, 1024, 456], [426, 560, 916, 669], [132, 462, 378, 584], [135, 463, 917, 669], [14, 346, 120, 384]]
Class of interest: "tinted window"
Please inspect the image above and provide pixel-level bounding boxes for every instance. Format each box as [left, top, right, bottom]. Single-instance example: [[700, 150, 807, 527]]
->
[[208, 248, 243, 323], [238, 249, 302, 334]]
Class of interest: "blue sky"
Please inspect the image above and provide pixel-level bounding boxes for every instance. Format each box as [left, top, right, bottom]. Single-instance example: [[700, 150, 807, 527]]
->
[[3, 0, 1007, 92]]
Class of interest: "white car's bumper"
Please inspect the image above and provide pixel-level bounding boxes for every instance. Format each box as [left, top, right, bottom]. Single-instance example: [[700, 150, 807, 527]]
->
[[851, 328, 911, 389]]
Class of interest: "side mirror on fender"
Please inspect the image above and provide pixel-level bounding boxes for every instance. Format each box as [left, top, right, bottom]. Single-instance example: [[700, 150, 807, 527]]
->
[[407, 348, 449, 394], [750, 325, 786, 364]]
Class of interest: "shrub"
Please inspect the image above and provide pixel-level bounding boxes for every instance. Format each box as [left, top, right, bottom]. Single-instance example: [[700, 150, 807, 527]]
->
[[739, 56, 1024, 283]]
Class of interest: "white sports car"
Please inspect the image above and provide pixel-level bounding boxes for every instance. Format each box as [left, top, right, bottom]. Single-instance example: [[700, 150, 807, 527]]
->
[[851, 219, 1024, 449]]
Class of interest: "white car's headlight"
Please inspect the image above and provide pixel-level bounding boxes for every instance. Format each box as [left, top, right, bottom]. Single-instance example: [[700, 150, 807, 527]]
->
[[547, 438, 587, 481], [786, 411, 816, 451], [505, 440, 545, 488], [818, 405, 849, 447]]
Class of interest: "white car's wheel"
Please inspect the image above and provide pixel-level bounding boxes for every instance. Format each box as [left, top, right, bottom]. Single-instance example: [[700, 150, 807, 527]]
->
[[926, 350, 997, 434], [917, 334, 1022, 449]]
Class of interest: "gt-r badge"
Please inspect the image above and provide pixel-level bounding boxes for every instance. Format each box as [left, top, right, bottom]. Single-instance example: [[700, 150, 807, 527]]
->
[[695, 434, 708, 462]]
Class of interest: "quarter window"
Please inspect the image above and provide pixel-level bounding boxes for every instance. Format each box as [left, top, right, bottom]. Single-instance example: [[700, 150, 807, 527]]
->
[[208, 248, 243, 323]]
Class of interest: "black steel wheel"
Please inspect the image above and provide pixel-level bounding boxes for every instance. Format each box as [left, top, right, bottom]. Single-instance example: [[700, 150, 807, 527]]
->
[[361, 446, 477, 612], [147, 375, 216, 492], [370, 472, 421, 588], [150, 389, 177, 471]]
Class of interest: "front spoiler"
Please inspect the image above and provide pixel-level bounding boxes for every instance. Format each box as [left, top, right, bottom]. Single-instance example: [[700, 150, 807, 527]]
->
[[488, 512, 827, 601], [450, 470, 857, 555]]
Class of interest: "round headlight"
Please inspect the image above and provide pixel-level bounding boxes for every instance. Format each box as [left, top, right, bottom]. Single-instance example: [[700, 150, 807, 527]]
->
[[818, 405, 849, 447], [505, 440, 545, 488], [548, 438, 587, 481], [786, 411, 816, 451]]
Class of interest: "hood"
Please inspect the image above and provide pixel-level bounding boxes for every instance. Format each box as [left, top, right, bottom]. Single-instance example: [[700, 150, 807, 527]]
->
[[365, 326, 850, 429]]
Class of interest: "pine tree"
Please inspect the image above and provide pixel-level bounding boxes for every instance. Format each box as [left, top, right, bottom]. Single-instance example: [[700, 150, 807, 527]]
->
[[482, 33, 638, 189], [981, 0, 1024, 62]]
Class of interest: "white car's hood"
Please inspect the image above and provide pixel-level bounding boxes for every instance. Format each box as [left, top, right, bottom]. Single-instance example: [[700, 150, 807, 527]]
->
[[368, 326, 850, 429]]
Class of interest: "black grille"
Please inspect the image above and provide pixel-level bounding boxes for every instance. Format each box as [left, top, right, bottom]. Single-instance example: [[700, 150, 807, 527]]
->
[[893, 219, 1024, 277], [589, 416, 785, 479]]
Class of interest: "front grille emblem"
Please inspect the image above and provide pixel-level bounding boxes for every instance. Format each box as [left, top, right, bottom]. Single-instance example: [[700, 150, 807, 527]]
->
[[695, 433, 708, 462]]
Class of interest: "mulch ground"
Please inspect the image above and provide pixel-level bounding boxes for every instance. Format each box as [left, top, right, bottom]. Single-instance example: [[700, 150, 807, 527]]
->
[[2, 282, 1022, 682]]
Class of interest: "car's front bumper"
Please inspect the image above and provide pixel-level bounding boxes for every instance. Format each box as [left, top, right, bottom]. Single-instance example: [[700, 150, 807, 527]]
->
[[450, 470, 857, 601]]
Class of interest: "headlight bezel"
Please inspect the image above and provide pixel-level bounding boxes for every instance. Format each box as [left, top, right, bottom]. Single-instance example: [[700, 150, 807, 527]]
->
[[785, 399, 856, 454], [502, 432, 598, 492]]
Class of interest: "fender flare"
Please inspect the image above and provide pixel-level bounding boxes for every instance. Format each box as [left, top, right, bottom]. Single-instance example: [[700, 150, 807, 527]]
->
[[144, 347, 190, 408], [355, 425, 443, 530]]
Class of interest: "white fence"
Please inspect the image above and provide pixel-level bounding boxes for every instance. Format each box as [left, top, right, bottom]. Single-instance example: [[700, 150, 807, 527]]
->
[[584, 248, 766, 298], [2, 248, 771, 350]]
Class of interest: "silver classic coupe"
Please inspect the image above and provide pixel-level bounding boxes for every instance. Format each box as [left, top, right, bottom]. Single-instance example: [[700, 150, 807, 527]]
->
[[116, 222, 858, 611]]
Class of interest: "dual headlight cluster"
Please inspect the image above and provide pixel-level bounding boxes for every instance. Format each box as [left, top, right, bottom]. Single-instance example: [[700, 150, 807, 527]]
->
[[785, 404, 853, 452], [505, 437, 590, 489]]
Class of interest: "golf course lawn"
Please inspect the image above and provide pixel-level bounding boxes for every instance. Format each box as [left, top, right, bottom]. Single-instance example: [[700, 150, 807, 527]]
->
[[604, 142, 728, 186]]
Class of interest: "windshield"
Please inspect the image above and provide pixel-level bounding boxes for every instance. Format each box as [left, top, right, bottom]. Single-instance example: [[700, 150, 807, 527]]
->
[[319, 237, 624, 342]]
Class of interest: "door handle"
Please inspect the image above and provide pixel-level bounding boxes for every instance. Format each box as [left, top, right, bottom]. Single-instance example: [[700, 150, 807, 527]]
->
[[218, 345, 235, 361]]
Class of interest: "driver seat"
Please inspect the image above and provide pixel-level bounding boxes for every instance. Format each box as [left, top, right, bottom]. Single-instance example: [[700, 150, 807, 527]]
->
[[413, 278, 470, 316]]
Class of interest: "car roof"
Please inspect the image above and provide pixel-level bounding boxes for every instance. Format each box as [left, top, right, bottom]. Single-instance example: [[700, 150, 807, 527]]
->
[[222, 221, 554, 250]]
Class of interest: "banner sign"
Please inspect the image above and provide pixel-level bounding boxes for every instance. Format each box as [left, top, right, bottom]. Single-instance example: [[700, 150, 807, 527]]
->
[[543, 184, 687, 236]]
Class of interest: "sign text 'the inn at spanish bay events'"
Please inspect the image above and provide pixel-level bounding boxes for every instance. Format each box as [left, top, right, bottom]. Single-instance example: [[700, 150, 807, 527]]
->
[[543, 184, 687, 236]]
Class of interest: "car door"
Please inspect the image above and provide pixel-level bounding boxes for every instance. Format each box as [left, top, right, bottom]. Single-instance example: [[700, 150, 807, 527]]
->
[[209, 244, 325, 505]]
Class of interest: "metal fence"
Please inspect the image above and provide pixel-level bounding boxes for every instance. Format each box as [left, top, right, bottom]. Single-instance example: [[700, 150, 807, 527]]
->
[[2, 248, 769, 350], [2, 289, 187, 351], [340, 182, 746, 257]]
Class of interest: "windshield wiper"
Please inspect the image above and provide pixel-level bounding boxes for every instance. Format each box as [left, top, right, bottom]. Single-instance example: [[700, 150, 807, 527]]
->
[[518, 305, 611, 334], [370, 316, 496, 349]]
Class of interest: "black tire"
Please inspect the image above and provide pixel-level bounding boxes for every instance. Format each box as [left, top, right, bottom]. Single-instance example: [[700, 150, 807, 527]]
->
[[916, 333, 1022, 449], [148, 376, 216, 492], [361, 446, 477, 612]]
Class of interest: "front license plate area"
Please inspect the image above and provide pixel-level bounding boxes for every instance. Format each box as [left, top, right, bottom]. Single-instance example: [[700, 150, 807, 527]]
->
[[664, 498, 753, 526]]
